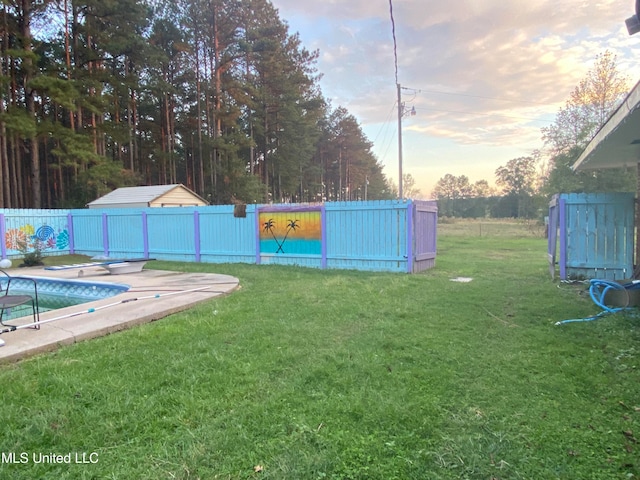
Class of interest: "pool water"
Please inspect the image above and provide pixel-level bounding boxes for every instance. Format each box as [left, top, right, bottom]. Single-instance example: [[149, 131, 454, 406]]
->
[[0, 276, 130, 320]]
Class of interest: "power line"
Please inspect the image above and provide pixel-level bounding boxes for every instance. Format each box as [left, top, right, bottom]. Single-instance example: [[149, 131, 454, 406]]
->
[[372, 102, 398, 145], [418, 88, 554, 106], [396, 86, 557, 123], [378, 103, 399, 165], [388, 0, 398, 85], [419, 106, 553, 124]]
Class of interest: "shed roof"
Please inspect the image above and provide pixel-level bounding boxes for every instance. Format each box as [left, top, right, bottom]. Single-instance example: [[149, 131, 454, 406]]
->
[[572, 79, 640, 171], [87, 184, 208, 207]]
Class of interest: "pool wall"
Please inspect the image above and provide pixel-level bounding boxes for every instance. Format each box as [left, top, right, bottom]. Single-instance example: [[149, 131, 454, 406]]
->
[[1, 276, 129, 298], [1, 276, 130, 319]]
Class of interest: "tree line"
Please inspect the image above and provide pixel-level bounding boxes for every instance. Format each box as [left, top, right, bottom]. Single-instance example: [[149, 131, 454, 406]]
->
[[432, 51, 636, 218], [0, 0, 394, 209]]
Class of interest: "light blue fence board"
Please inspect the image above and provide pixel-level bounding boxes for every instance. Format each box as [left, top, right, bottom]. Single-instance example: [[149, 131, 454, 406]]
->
[[259, 254, 324, 268], [550, 193, 634, 280], [105, 210, 146, 258], [146, 209, 198, 261], [70, 210, 109, 257], [198, 205, 256, 263], [324, 201, 408, 272]]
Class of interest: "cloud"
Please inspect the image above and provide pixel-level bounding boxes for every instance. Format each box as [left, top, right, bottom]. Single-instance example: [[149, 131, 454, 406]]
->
[[271, 0, 640, 191]]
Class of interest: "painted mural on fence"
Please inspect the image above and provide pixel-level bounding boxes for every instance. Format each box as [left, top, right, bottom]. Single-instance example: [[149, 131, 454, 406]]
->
[[4, 224, 69, 253], [259, 210, 321, 255]]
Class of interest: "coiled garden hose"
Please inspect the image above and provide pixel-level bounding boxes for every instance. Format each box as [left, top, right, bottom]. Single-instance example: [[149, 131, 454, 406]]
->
[[555, 279, 640, 325]]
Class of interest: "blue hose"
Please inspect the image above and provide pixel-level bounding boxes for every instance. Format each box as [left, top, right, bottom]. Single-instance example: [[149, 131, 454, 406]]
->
[[556, 279, 640, 325]]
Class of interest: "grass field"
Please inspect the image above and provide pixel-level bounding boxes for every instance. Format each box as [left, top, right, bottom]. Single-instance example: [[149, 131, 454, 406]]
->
[[0, 220, 638, 479], [437, 217, 547, 238]]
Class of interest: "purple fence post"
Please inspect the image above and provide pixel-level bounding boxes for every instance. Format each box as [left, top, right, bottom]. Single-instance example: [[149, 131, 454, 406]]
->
[[194, 210, 201, 262], [406, 201, 414, 273], [142, 211, 149, 258], [559, 197, 567, 280], [67, 212, 75, 254], [255, 206, 261, 265], [320, 205, 327, 269], [0, 214, 6, 259], [102, 213, 109, 256]]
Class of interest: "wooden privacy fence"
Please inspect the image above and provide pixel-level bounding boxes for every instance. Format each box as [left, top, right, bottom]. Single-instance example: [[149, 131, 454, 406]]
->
[[548, 193, 635, 280], [0, 200, 437, 273]]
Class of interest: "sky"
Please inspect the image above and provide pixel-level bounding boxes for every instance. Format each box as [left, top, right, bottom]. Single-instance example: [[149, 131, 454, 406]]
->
[[269, 0, 640, 198]]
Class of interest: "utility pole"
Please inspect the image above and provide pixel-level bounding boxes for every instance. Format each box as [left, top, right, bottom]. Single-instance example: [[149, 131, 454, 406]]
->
[[338, 147, 342, 201], [396, 84, 417, 200], [365, 175, 368, 201], [397, 83, 403, 199]]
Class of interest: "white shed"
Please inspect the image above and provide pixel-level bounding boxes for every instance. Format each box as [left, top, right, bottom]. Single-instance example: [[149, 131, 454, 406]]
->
[[87, 184, 209, 209]]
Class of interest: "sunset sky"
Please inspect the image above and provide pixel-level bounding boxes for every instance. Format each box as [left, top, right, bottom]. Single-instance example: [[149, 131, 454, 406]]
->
[[270, 0, 640, 197]]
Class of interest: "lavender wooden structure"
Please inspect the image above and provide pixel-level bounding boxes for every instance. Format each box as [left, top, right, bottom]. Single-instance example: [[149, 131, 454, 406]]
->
[[0, 200, 437, 274], [548, 193, 634, 280]]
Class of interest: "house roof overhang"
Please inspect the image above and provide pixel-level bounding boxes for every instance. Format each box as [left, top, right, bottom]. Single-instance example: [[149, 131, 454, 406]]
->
[[572, 80, 640, 172]]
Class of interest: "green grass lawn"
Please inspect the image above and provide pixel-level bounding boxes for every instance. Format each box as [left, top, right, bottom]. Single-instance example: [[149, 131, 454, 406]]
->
[[1, 221, 638, 479]]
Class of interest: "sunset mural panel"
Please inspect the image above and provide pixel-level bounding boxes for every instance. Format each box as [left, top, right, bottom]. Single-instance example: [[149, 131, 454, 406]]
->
[[259, 209, 322, 255]]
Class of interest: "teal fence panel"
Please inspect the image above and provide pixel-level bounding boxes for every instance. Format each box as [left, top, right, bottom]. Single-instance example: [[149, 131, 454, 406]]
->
[[70, 210, 112, 257], [325, 200, 409, 272], [0, 208, 71, 258], [550, 193, 634, 280], [104, 209, 147, 258], [198, 205, 256, 264], [145, 208, 198, 262]]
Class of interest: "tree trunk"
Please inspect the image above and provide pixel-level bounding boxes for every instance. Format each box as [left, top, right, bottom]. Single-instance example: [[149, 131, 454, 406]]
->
[[0, 119, 7, 207], [194, 19, 204, 195], [128, 79, 135, 171], [211, 1, 221, 192], [0, 3, 8, 207], [21, 0, 40, 207], [10, 134, 21, 206]]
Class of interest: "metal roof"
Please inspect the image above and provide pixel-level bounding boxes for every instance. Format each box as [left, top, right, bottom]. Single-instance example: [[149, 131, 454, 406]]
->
[[86, 184, 203, 207], [572, 79, 640, 171]]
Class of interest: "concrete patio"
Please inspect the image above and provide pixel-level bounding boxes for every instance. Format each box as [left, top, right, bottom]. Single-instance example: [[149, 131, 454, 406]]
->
[[0, 265, 239, 363]]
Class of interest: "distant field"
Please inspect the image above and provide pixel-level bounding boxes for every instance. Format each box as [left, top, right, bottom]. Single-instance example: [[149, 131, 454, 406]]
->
[[437, 217, 546, 238]]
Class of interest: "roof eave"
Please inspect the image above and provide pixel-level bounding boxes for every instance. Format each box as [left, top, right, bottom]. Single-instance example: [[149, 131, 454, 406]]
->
[[572, 79, 640, 172]]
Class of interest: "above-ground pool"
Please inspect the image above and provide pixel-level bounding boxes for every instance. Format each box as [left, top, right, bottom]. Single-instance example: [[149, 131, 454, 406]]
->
[[1, 276, 130, 320]]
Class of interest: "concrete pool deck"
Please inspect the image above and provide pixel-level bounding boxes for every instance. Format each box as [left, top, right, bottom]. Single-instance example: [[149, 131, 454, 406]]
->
[[0, 266, 239, 363]]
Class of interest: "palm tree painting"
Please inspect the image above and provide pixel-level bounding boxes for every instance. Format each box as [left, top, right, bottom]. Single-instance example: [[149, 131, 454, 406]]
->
[[259, 210, 322, 256], [262, 218, 299, 253]]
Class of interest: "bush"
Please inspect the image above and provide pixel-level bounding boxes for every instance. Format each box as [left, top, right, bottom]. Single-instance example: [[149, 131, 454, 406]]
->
[[18, 240, 45, 267]]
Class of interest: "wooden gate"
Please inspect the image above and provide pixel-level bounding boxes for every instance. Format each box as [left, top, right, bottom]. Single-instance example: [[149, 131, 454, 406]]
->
[[548, 193, 635, 280], [411, 201, 437, 273]]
